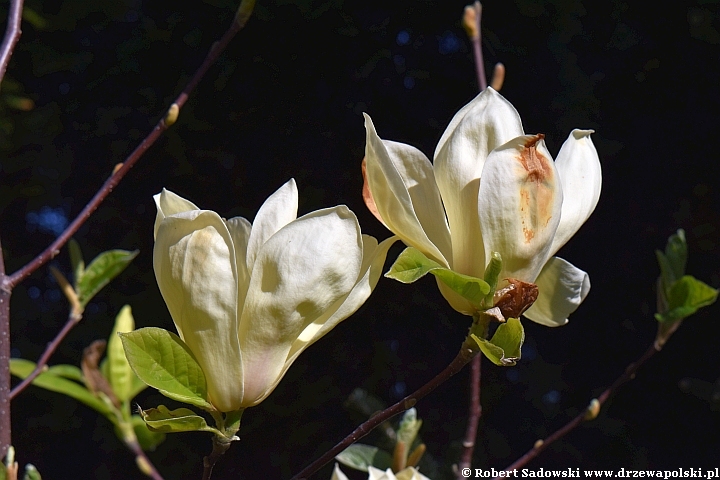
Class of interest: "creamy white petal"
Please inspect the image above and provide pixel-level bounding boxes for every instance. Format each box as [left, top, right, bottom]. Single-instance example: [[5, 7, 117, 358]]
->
[[396, 468, 431, 480], [246, 179, 299, 272], [364, 114, 451, 266], [550, 129, 602, 256], [523, 257, 590, 327], [368, 467, 396, 480], [153, 189, 200, 240], [331, 464, 350, 480], [153, 210, 243, 412], [238, 206, 363, 405], [226, 216, 252, 317], [433, 88, 524, 278], [477, 135, 563, 283], [254, 234, 397, 404]]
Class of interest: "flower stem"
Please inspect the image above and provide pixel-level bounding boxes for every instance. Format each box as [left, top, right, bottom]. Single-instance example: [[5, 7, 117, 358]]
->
[[493, 342, 659, 477], [0, 0, 25, 88], [290, 344, 478, 480], [456, 354, 482, 478], [202, 436, 232, 480]]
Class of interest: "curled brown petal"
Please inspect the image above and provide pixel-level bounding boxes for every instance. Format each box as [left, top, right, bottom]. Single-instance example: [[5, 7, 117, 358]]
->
[[493, 278, 539, 319]]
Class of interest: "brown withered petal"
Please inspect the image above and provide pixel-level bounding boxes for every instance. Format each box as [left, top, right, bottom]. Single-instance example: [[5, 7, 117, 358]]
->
[[493, 278, 539, 319], [81, 339, 120, 408]]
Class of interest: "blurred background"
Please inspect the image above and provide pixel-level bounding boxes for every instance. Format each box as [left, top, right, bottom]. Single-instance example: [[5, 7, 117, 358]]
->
[[1, 0, 719, 478]]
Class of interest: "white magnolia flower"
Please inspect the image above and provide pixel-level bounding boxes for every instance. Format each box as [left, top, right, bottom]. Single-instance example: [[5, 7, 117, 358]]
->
[[153, 179, 395, 412], [363, 87, 601, 326], [332, 464, 431, 480]]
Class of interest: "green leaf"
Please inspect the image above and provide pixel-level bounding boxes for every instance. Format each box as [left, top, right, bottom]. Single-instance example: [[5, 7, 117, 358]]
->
[[119, 328, 213, 410], [107, 305, 144, 403], [336, 444, 393, 472], [45, 364, 85, 382], [9, 359, 114, 418], [472, 317, 525, 366], [128, 415, 166, 450], [139, 405, 220, 435], [396, 408, 422, 451], [656, 229, 688, 296], [68, 238, 84, 286], [386, 247, 489, 307], [655, 275, 718, 323], [23, 464, 42, 480], [76, 249, 139, 307]]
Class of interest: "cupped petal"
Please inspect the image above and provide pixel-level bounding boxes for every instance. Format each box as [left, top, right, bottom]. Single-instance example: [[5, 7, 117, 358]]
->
[[153, 189, 201, 240], [153, 209, 243, 412], [550, 129, 602, 255], [433, 88, 525, 278], [523, 257, 591, 327], [253, 234, 398, 404], [246, 179, 299, 272], [237, 206, 364, 406], [226, 216, 252, 316], [396, 468, 431, 480], [368, 467, 397, 480], [477, 135, 563, 283], [364, 114, 452, 267]]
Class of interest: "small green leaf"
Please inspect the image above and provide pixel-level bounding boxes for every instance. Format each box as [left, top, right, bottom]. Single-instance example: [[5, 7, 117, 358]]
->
[[107, 305, 143, 403], [128, 415, 166, 450], [655, 275, 718, 323], [139, 405, 220, 435], [68, 238, 84, 285], [386, 247, 489, 307], [76, 249, 139, 307], [45, 364, 85, 382], [23, 464, 42, 480], [9, 359, 114, 417], [656, 229, 688, 297], [396, 408, 422, 451], [472, 318, 525, 366], [119, 328, 212, 410], [336, 444, 393, 472]]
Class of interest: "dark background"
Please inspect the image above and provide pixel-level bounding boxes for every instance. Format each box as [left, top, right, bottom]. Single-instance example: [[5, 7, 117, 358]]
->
[[2, 0, 720, 478]]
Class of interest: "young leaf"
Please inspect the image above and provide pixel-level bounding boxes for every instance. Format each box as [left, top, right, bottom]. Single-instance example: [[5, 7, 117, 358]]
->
[[386, 247, 489, 307], [76, 249, 139, 307], [68, 238, 84, 285], [655, 275, 718, 323], [106, 305, 143, 403], [336, 444, 393, 472], [9, 359, 114, 418], [23, 464, 42, 480], [396, 408, 422, 451], [119, 328, 213, 410], [46, 364, 85, 383], [139, 405, 220, 435], [471, 317, 525, 366]]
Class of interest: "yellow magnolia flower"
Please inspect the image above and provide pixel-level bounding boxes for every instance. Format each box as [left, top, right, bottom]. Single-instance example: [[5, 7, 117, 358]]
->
[[332, 464, 431, 480], [363, 88, 601, 326], [153, 180, 395, 412]]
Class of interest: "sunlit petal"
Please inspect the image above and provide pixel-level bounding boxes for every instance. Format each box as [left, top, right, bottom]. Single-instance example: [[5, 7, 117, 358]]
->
[[550, 129, 602, 255], [523, 257, 590, 327]]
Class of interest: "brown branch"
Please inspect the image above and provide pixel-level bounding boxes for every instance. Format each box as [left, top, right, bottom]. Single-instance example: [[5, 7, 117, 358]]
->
[[0, 0, 25, 88], [456, 354, 482, 478], [9, 310, 81, 400], [493, 343, 660, 477], [290, 346, 478, 480], [202, 436, 232, 480], [0, 236, 11, 459]]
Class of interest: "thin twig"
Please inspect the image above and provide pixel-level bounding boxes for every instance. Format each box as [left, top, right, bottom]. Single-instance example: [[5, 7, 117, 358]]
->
[[493, 343, 659, 477], [456, 354, 481, 478], [468, 2, 487, 91], [0, 0, 25, 88], [0, 0, 256, 458], [126, 439, 165, 480], [290, 346, 478, 480], [9, 311, 80, 399]]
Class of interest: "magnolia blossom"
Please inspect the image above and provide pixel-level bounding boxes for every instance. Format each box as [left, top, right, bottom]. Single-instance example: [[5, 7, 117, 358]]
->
[[332, 464, 431, 480], [363, 87, 601, 326], [153, 180, 395, 412]]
